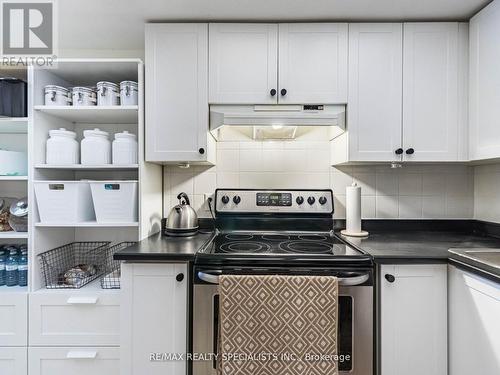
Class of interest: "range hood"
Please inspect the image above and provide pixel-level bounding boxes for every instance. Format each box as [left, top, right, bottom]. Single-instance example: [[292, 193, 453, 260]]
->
[[209, 104, 345, 141]]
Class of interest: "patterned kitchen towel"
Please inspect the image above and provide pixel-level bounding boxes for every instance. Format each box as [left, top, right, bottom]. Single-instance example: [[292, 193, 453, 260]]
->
[[218, 275, 338, 375]]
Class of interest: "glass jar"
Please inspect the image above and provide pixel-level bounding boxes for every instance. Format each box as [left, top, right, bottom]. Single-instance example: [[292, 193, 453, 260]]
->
[[8, 197, 28, 232]]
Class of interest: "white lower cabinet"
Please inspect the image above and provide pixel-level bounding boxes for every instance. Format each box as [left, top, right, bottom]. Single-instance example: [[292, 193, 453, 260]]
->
[[0, 292, 28, 347], [28, 347, 119, 375], [29, 292, 120, 346], [379, 264, 447, 375], [0, 347, 27, 375], [121, 263, 188, 375], [449, 265, 500, 375]]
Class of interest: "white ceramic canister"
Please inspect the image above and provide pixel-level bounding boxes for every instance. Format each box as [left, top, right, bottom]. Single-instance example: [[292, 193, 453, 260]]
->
[[119, 81, 138, 106], [46, 128, 79, 165], [44, 85, 71, 106], [112, 131, 138, 165], [96, 81, 120, 106], [81, 128, 111, 165], [72, 86, 97, 106]]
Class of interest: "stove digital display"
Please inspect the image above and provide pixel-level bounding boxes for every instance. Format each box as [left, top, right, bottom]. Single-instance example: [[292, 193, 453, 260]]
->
[[256, 192, 292, 206]]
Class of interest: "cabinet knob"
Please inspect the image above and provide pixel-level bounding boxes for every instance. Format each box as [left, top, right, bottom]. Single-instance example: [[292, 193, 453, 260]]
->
[[384, 274, 395, 283], [270, 89, 277, 97], [405, 148, 415, 155], [395, 148, 404, 155], [198, 148, 205, 155], [176, 273, 184, 282], [280, 88, 287, 96]]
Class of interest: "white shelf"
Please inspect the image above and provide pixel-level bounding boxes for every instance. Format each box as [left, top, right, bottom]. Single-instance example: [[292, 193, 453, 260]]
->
[[35, 164, 138, 171], [0, 285, 28, 293], [0, 117, 28, 133], [34, 105, 139, 124], [35, 221, 139, 228], [0, 231, 28, 239], [0, 176, 28, 181]]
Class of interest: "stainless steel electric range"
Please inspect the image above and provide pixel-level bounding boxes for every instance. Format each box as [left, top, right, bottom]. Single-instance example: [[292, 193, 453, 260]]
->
[[193, 189, 374, 375]]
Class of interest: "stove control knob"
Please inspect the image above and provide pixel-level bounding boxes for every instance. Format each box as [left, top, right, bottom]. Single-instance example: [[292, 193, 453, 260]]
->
[[296, 196, 304, 205], [319, 196, 327, 205], [221, 195, 230, 204], [307, 196, 316, 205], [233, 195, 241, 204]]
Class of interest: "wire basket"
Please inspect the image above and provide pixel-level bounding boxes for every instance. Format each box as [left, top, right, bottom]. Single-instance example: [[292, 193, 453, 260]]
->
[[38, 242, 110, 289], [100, 242, 137, 289]]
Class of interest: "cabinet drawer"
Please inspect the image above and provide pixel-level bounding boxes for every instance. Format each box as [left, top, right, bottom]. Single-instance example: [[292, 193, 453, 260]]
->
[[0, 347, 27, 375], [0, 292, 28, 346], [29, 292, 120, 346], [28, 347, 119, 375]]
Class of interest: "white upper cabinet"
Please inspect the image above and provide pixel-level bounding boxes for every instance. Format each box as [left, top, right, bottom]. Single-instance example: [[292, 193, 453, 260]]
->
[[209, 23, 348, 104], [346, 23, 403, 162], [402, 22, 467, 161], [145, 24, 214, 163], [469, 0, 500, 161], [209, 23, 278, 104], [278, 23, 348, 104]]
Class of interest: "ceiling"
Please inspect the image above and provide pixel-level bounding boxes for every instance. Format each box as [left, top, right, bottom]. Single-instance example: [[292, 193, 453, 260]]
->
[[58, 0, 491, 51]]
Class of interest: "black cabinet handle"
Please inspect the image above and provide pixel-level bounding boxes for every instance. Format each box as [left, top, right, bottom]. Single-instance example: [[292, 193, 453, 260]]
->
[[176, 273, 184, 282], [270, 89, 277, 96], [384, 274, 395, 283], [395, 148, 404, 155], [198, 148, 205, 155], [405, 148, 415, 155], [280, 88, 287, 96]]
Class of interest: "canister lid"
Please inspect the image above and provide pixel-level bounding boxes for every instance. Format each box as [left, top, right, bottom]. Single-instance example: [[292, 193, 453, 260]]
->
[[10, 197, 28, 217], [44, 85, 69, 93], [120, 80, 138, 88], [97, 81, 119, 89], [71, 86, 95, 94], [114, 130, 137, 140], [49, 128, 77, 138], [83, 128, 109, 138]]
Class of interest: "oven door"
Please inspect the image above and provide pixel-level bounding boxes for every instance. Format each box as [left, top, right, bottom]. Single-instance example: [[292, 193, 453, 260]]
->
[[193, 268, 373, 375]]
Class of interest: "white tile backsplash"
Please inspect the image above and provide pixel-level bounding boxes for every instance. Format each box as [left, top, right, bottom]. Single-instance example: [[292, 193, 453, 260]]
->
[[474, 163, 500, 223], [164, 141, 475, 220]]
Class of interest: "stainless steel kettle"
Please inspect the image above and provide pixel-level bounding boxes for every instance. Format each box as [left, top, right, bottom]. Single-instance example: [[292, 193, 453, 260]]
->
[[165, 192, 198, 236]]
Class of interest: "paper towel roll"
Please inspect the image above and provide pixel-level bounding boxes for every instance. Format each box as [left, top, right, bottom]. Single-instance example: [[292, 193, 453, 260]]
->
[[346, 183, 362, 233]]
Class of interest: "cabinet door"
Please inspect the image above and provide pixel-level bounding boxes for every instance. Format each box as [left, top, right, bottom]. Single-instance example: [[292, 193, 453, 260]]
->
[[380, 264, 447, 375], [402, 23, 461, 161], [278, 23, 348, 104], [449, 265, 500, 375], [0, 292, 27, 346], [209, 23, 278, 104], [145, 24, 209, 162], [469, 1, 500, 160], [0, 347, 27, 375], [121, 263, 188, 375], [347, 23, 403, 162]]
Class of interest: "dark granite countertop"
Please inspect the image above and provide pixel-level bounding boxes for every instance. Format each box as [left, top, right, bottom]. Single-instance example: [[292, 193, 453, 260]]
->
[[114, 231, 213, 262]]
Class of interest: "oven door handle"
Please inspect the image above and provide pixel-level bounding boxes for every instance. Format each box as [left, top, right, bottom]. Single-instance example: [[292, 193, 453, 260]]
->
[[197, 271, 370, 286]]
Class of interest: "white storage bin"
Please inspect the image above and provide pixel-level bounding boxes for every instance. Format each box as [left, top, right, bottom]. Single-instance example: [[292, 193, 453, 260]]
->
[[89, 181, 138, 223], [34, 181, 95, 223], [0, 149, 27, 176]]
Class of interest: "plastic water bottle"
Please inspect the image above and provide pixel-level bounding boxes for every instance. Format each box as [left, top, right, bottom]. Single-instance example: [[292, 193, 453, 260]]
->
[[18, 250, 28, 287], [6, 247, 18, 287], [0, 249, 6, 286]]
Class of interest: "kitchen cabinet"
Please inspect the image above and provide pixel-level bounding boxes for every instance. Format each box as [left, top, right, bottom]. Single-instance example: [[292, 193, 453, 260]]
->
[[379, 264, 447, 375], [121, 263, 188, 375], [209, 23, 348, 105], [341, 23, 403, 162], [0, 292, 28, 347], [332, 22, 468, 164], [469, 0, 500, 161], [28, 347, 120, 375], [449, 265, 500, 375], [0, 347, 27, 375], [402, 22, 468, 162], [145, 24, 215, 164]]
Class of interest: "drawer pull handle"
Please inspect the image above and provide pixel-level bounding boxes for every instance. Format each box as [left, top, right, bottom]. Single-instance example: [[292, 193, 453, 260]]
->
[[66, 351, 97, 359], [66, 296, 98, 305]]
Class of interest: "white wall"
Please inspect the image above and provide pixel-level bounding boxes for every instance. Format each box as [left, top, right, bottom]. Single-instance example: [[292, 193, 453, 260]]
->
[[474, 163, 500, 223], [163, 140, 474, 220]]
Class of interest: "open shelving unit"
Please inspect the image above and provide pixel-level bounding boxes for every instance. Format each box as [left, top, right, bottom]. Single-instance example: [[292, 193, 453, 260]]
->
[[29, 59, 163, 294]]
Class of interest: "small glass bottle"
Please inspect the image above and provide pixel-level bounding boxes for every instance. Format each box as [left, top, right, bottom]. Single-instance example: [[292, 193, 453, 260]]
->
[[0, 248, 6, 286], [18, 249, 28, 287]]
